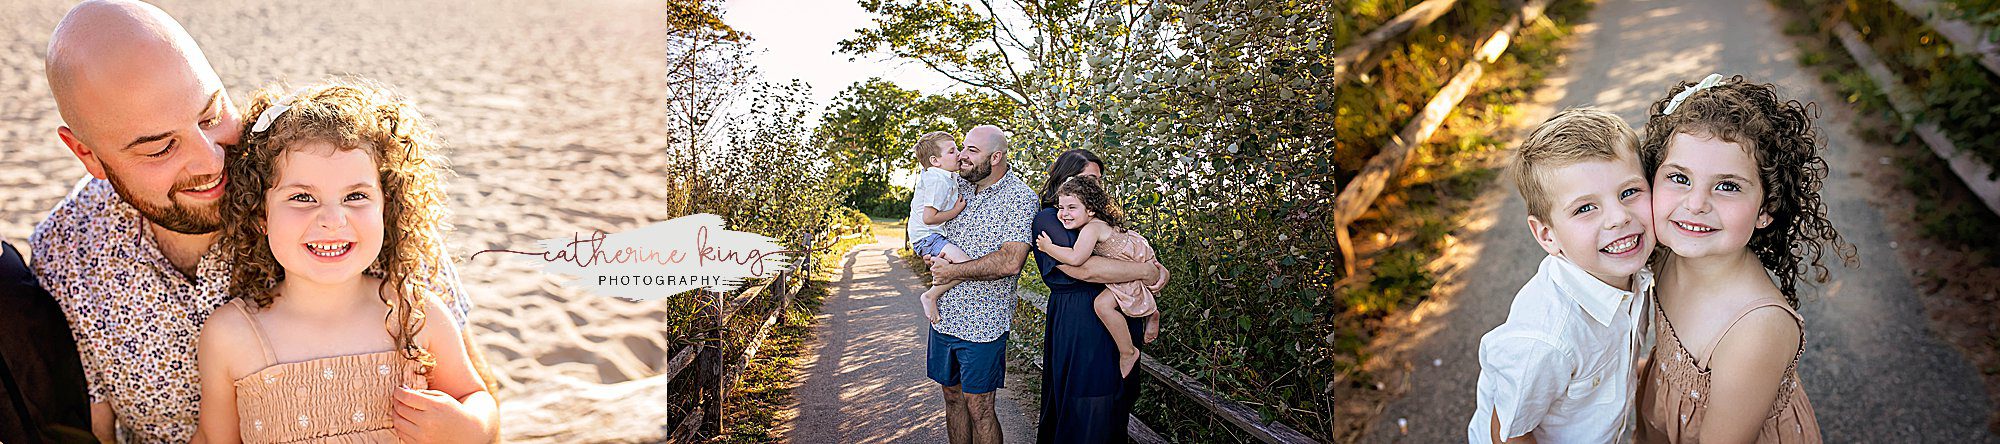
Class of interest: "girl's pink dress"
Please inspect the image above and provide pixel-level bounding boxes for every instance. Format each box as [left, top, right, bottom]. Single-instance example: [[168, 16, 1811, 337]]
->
[[1092, 230, 1166, 316], [225, 299, 431, 443]]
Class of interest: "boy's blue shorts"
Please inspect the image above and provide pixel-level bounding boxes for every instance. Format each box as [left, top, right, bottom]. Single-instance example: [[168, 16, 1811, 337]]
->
[[913, 233, 955, 258]]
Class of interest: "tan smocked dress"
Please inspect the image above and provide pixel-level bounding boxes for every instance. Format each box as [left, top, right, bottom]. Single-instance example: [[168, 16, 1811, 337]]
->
[[1094, 230, 1166, 317], [1639, 297, 1820, 443], [225, 299, 430, 443]]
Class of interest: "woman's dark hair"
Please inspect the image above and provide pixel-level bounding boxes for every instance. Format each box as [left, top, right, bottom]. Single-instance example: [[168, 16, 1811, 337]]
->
[[1040, 149, 1105, 208]]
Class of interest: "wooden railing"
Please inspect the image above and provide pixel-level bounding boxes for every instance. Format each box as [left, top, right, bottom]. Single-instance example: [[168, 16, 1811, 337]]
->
[[1329, 0, 1549, 276], [1015, 291, 1317, 443], [664, 223, 870, 442], [1331, 0, 1461, 85], [1844, 0, 2000, 215], [664, 266, 801, 441]]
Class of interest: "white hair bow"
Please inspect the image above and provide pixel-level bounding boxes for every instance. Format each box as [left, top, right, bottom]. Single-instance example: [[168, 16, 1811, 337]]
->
[[1663, 74, 1723, 115], [250, 88, 312, 134]]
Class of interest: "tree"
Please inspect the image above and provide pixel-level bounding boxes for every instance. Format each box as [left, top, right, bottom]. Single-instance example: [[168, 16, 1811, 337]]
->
[[815, 79, 1016, 217], [666, 0, 757, 218]]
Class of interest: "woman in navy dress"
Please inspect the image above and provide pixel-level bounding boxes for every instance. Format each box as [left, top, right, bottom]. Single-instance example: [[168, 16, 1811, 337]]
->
[[1033, 149, 1163, 443]]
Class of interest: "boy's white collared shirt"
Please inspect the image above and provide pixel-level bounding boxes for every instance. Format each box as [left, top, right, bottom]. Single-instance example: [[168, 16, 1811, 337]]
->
[[1468, 254, 1654, 444]]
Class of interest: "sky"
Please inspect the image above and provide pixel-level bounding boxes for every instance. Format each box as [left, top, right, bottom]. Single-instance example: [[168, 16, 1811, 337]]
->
[[718, 0, 962, 116]]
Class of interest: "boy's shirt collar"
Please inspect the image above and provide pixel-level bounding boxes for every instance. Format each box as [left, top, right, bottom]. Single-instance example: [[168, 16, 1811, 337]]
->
[[1541, 254, 1654, 327]]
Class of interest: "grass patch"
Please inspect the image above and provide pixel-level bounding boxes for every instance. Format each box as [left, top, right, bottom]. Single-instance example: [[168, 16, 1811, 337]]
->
[[716, 276, 829, 443]]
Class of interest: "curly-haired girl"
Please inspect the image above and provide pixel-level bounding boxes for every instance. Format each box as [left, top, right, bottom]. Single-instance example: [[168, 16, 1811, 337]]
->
[[1034, 175, 1168, 378], [195, 80, 491, 443], [1635, 74, 1855, 443]]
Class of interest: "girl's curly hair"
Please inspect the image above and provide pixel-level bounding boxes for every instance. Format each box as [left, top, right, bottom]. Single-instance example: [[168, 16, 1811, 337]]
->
[[1055, 175, 1125, 230], [1639, 74, 1857, 308], [220, 79, 454, 374]]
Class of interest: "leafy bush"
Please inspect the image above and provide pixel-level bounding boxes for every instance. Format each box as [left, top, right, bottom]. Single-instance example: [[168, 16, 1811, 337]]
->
[[1783, 0, 2000, 177]]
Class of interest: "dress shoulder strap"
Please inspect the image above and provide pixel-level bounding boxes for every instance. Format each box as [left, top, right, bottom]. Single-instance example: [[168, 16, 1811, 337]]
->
[[228, 298, 281, 367], [1699, 297, 1804, 365]]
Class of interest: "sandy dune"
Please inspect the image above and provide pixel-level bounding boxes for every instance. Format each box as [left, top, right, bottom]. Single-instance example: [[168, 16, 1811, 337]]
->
[[0, 1, 673, 441]]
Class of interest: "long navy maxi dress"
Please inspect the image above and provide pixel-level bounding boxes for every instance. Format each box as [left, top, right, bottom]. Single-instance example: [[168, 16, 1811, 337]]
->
[[1032, 207, 1146, 443]]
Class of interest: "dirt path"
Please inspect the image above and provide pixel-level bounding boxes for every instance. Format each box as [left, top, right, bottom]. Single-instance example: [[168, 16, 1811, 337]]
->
[[1360, 0, 1999, 441], [781, 232, 1035, 442]]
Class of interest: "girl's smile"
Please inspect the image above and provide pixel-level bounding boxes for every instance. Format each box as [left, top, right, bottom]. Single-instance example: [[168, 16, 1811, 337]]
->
[[1651, 132, 1770, 259], [264, 142, 384, 284], [303, 240, 354, 260], [1055, 194, 1093, 230]]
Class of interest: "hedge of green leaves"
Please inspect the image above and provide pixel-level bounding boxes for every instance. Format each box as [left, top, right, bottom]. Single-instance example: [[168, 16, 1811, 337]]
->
[[1773, 0, 2000, 259], [1780, 0, 2000, 177]]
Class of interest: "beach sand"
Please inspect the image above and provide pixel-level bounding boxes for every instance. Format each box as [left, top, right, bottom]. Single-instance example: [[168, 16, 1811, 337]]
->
[[1, 1, 672, 441]]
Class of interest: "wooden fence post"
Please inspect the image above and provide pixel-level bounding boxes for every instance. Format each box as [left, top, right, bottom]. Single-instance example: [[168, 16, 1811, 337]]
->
[[696, 289, 723, 437]]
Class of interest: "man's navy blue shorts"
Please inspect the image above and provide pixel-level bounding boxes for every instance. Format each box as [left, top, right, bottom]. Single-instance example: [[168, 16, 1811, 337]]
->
[[927, 327, 1007, 394]]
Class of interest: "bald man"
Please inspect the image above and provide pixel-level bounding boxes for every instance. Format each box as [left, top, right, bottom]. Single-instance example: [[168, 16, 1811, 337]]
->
[[924, 125, 1038, 444], [31, 1, 496, 442]]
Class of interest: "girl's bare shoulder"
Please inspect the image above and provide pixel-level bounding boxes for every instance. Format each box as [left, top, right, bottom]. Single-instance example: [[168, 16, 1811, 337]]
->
[[1082, 219, 1114, 236], [197, 300, 267, 379], [1708, 280, 1803, 367], [414, 291, 466, 346]]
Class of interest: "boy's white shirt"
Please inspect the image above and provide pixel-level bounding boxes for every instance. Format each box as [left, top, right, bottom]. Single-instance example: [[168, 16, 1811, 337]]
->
[[1469, 254, 1654, 444], [907, 166, 960, 241]]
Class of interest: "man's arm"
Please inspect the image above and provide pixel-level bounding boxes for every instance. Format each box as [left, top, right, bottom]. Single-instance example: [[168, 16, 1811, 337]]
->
[[25, 235, 116, 444], [929, 243, 1029, 282]]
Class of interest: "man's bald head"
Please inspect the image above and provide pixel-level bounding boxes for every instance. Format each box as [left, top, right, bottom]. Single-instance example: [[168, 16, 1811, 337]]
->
[[45, 0, 239, 236], [47, 0, 223, 145], [957, 125, 1010, 185], [964, 125, 1008, 156]]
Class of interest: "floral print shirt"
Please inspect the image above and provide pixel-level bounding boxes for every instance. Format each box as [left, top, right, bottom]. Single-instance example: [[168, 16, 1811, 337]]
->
[[933, 170, 1037, 343]]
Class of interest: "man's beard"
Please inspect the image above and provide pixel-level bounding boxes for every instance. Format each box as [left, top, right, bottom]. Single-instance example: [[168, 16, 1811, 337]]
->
[[959, 158, 994, 184], [105, 169, 223, 235]]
